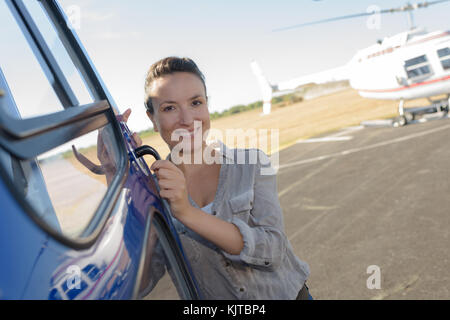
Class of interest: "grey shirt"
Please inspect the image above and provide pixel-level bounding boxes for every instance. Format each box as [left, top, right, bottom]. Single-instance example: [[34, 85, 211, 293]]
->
[[147, 141, 310, 299]]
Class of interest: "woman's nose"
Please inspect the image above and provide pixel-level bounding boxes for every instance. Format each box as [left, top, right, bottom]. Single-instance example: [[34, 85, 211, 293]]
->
[[179, 106, 193, 126]]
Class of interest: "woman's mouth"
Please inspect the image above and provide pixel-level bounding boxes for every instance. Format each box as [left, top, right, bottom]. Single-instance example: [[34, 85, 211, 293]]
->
[[173, 126, 201, 139]]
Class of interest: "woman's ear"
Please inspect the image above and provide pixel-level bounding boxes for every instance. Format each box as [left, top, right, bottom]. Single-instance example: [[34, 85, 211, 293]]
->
[[146, 110, 159, 132]]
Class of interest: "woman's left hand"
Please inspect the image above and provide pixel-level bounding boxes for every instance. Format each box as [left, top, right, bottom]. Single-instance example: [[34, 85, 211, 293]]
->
[[150, 160, 191, 219], [117, 108, 143, 147]]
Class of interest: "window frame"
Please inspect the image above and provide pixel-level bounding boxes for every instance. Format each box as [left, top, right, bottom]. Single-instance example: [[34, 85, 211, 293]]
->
[[404, 54, 433, 82], [0, 0, 129, 250], [437, 47, 450, 71]]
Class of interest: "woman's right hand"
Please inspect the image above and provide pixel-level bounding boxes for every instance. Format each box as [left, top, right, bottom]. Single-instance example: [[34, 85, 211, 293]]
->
[[150, 160, 192, 220]]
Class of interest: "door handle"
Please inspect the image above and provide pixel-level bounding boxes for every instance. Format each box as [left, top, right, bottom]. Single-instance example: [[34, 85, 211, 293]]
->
[[134, 145, 161, 160], [134, 145, 175, 219]]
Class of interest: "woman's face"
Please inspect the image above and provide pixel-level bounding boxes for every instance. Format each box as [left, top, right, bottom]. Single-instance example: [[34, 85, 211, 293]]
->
[[147, 72, 210, 153]]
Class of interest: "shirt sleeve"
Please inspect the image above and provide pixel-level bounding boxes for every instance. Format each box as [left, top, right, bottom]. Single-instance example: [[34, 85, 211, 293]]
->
[[222, 150, 287, 270]]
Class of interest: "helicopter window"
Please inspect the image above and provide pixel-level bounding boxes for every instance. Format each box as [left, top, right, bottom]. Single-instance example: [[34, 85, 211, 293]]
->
[[404, 55, 432, 80], [437, 47, 450, 58], [437, 48, 450, 70], [0, 1, 125, 243], [404, 55, 427, 68]]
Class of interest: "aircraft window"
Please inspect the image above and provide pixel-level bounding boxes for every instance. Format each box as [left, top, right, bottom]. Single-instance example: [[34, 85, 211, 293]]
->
[[437, 47, 450, 70], [21, 1, 93, 106], [404, 55, 432, 80], [0, 1, 93, 121], [0, 1, 63, 118], [0, 115, 120, 239], [34, 125, 120, 238], [0, 1, 127, 243], [437, 47, 450, 58], [404, 55, 427, 68], [441, 59, 450, 70], [406, 66, 431, 78]]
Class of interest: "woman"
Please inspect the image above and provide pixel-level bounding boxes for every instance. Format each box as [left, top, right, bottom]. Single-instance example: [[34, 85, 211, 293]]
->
[[143, 56, 311, 299]]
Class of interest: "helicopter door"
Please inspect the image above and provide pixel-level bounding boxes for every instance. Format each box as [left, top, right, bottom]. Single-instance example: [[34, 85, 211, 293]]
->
[[404, 54, 434, 84]]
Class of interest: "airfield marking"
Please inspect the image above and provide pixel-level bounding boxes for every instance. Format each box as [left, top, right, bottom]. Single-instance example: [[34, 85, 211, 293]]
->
[[278, 158, 337, 198], [330, 125, 364, 137], [296, 126, 364, 143], [297, 136, 353, 143], [279, 122, 450, 171]]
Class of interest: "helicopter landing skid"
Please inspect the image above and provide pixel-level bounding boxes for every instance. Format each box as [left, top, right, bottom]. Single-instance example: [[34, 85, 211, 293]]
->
[[393, 97, 449, 127]]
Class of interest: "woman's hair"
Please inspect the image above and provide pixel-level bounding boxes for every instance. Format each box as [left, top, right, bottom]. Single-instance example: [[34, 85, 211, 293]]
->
[[144, 56, 207, 114]]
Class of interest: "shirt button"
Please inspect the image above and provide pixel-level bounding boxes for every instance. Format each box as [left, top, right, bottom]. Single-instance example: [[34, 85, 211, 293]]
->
[[239, 287, 245, 292]]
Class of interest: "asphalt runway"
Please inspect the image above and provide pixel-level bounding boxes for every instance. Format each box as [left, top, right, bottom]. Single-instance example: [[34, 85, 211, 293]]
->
[[277, 115, 450, 299]]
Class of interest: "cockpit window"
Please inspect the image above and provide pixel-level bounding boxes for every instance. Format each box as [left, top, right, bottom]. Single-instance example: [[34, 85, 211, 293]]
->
[[437, 47, 450, 70]]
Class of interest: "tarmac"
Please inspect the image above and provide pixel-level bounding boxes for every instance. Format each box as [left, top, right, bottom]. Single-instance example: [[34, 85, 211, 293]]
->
[[277, 114, 450, 299]]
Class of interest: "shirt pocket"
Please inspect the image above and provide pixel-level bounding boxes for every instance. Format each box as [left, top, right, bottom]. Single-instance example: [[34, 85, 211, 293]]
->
[[229, 189, 254, 220]]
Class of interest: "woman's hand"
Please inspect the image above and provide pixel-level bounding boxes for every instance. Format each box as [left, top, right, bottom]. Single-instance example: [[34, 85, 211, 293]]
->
[[118, 108, 143, 147], [151, 160, 244, 256], [150, 160, 192, 220]]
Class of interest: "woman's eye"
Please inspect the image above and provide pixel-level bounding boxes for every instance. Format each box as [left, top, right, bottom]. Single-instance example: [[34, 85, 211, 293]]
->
[[163, 105, 175, 112], [192, 100, 202, 106]]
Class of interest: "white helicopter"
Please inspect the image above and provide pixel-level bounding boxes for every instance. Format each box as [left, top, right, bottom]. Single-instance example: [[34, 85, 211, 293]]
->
[[251, 0, 450, 126]]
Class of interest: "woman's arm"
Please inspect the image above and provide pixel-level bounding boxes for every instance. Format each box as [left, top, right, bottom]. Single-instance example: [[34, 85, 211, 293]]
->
[[181, 206, 244, 255], [221, 150, 287, 270]]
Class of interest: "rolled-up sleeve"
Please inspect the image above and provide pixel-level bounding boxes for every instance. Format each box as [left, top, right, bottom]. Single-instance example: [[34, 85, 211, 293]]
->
[[223, 150, 287, 270]]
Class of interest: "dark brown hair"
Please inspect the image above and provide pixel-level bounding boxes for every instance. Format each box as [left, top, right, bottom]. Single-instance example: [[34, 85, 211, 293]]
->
[[144, 56, 207, 114]]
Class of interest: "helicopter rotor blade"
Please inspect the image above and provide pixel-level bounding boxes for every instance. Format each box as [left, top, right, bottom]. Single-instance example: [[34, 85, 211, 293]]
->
[[273, 12, 372, 32], [272, 0, 450, 32]]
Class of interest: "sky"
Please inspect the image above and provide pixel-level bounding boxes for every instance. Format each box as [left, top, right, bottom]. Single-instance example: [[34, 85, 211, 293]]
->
[[3, 0, 450, 133]]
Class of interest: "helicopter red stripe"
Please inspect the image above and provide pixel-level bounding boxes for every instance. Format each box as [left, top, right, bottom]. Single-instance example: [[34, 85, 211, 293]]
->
[[364, 30, 450, 60], [405, 31, 450, 48], [356, 75, 450, 93]]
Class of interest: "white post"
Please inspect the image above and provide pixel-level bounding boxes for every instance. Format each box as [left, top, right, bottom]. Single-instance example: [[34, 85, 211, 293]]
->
[[398, 99, 405, 116]]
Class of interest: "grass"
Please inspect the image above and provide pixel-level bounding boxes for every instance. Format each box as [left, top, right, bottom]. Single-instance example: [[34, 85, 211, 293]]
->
[[138, 88, 436, 161], [65, 87, 443, 172]]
